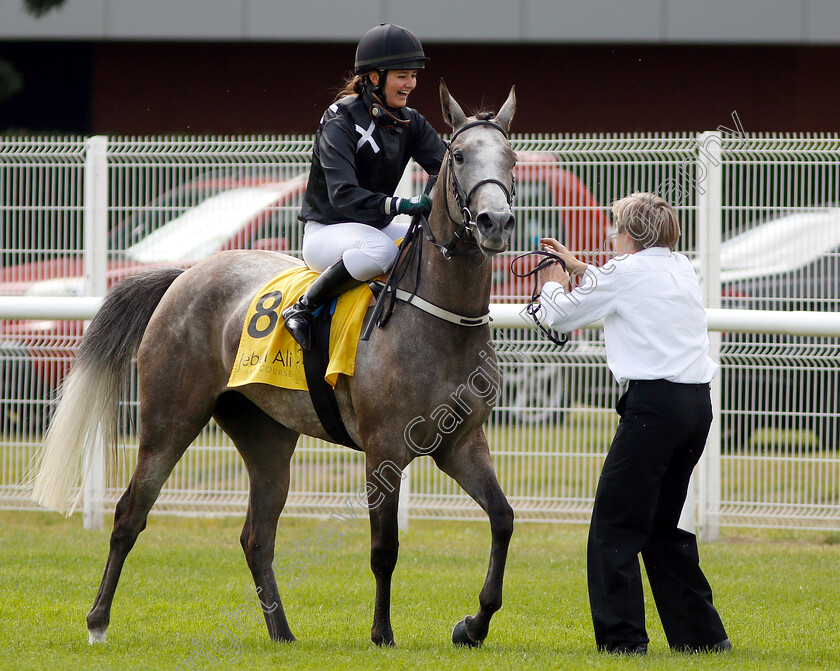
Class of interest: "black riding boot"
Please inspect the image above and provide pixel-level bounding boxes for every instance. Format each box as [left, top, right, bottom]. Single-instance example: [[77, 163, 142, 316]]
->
[[282, 257, 360, 351]]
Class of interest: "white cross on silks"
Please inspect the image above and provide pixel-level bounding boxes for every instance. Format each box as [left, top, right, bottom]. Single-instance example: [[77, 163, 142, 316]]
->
[[355, 121, 380, 154]]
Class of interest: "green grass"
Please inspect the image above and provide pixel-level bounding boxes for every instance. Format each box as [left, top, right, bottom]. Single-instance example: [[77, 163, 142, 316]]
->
[[2, 512, 840, 670]]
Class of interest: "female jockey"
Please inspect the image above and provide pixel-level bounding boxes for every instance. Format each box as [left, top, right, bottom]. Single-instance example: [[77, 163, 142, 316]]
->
[[283, 23, 448, 351]]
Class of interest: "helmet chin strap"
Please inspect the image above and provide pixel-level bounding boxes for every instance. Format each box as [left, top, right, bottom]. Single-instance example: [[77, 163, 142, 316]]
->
[[364, 71, 386, 97], [365, 74, 410, 129]]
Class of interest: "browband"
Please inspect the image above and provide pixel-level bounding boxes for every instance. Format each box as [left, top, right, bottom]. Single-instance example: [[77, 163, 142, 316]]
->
[[448, 119, 508, 144]]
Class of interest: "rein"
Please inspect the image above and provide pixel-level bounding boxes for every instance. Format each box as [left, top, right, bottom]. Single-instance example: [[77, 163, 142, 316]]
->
[[360, 177, 439, 339], [510, 251, 570, 349], [362, 189, 491, 339]]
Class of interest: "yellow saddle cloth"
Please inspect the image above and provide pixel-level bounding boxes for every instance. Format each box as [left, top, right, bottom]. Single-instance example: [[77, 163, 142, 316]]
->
[[227, 266, 373, 391]]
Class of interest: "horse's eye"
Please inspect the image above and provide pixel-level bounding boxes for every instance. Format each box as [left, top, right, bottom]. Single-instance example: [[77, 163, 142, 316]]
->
[[453, 152, 465, 164]]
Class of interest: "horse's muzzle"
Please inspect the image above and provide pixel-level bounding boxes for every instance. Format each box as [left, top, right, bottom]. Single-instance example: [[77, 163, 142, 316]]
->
[[475, 210, 516, 253]]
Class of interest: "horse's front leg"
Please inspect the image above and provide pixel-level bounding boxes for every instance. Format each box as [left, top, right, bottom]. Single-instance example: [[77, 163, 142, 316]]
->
[[365, 456, 407, 646], [433, 429, 514, 647]]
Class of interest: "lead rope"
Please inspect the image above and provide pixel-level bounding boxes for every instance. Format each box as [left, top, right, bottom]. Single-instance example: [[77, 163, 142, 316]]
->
[[510, 250, 570, 349]]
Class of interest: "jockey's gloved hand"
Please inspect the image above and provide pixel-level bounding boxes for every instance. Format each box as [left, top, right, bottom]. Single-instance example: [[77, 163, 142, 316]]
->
[[389, 194, 432, 217]]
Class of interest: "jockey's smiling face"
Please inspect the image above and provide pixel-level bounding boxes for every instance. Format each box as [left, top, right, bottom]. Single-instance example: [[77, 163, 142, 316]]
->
[[369, 69, 417, 108]]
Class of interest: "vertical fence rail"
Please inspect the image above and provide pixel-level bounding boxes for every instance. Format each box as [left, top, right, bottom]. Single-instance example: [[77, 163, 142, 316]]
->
[[1, 134, 838, 533], [82, 136, 108, 531], [697, 132, 723, 541]]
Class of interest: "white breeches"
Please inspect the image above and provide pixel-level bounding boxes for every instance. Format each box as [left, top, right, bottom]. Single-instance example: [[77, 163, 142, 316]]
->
[[302, 220, 410, 280]]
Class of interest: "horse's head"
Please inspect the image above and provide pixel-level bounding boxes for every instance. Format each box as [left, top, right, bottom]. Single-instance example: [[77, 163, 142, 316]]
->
[[439, 80, 517, 255]]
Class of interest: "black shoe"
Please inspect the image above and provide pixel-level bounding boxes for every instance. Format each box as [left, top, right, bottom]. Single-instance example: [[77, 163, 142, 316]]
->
[[602, 642, 647, 655], [674, 638, 732, 653], [282, 257, 360, 351], [709, 638, 732, 653]]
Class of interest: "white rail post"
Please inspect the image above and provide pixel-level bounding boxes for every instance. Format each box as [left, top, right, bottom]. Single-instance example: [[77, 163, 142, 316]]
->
[[696, 131, 723, 542], [83, 136, 108, 531], [678, 472, 696, 533], [392, 161, 416, 225], [398, 463, 410, 531], [394, 161, 415, 531]]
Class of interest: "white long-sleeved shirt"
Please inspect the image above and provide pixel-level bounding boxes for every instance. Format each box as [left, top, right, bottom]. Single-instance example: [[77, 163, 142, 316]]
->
[[539, 247, 718, 386]]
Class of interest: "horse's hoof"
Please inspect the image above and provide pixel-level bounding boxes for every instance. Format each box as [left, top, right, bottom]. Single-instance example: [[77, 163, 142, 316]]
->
[[372, 635, 396, 647], [452, 617, 481, 648], [371, 629, 396, 647], [272, 633, 296, 643], [88, 628, 107, 644]]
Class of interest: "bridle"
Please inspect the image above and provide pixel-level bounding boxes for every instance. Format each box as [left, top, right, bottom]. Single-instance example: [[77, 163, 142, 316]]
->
[[361, 118, 516, 339], [420, 119, 516, 260]]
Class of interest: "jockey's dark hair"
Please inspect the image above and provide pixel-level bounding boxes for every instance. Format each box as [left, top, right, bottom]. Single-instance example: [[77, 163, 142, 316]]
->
[[334, 72, 367, 101]]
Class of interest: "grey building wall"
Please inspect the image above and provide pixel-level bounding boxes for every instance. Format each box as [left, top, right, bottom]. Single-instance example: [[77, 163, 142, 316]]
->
[[1, 0, 840, 44]]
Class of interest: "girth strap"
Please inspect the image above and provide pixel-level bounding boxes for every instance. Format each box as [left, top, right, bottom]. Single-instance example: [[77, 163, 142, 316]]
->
[[301, 301, 361, 451]]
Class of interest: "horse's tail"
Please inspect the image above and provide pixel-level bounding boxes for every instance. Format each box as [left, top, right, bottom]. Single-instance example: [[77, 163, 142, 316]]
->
[[30, 267, 185, 514]]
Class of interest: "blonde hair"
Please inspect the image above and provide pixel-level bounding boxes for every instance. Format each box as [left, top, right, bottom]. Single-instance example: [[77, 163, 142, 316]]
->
[[612, 192, 680, 251]]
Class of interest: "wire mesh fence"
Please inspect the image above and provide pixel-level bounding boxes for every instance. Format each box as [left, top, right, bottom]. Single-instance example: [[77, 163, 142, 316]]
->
[[1, 133, 838, 531]]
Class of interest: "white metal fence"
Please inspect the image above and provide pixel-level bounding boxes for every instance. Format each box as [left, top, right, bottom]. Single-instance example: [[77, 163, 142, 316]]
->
[[1, 133, 838, 535]]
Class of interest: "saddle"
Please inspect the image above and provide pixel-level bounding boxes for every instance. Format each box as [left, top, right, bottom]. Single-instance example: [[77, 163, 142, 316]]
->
[[227, 266, 373, 449]]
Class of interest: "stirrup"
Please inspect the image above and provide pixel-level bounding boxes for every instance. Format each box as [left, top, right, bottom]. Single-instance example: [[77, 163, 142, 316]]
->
[[283, 302, 314, 351]]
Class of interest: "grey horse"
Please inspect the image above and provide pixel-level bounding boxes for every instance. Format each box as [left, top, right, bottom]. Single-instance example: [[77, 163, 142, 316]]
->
[[32, 81, 518, 649]]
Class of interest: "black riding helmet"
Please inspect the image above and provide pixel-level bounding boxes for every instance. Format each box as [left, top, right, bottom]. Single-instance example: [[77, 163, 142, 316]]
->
[[354, 23, 430, 75]]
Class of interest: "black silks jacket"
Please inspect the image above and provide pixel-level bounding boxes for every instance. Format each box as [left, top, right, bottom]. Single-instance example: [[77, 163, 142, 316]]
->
[[298, 89, 447, 229]]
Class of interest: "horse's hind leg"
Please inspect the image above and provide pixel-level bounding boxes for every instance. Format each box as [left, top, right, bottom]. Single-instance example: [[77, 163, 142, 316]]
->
[[433, 429, 514, 647], [86, 405, 212, 643], [213, 391, 298, 642]]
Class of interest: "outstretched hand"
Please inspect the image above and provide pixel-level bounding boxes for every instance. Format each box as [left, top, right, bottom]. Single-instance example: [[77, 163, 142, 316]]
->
[[539, 238, 586, 273], [537, 254, 570, 288], [538, 238, 579, 288]]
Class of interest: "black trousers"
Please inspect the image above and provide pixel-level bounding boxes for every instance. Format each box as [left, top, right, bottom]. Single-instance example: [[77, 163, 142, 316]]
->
[[587, 379, 728, 652]]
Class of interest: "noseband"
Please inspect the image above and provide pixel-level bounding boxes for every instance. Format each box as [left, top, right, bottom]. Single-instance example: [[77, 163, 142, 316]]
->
[[421, 119, 516, 259]]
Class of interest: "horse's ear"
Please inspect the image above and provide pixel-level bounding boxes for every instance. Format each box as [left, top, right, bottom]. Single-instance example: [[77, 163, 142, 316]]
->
[[440, 79, 467, 130], [494, 85, 516, 133]]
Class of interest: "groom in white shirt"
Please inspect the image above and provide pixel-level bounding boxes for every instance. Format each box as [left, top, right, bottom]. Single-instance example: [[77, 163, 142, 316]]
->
[[538, 193, 730, 655]]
